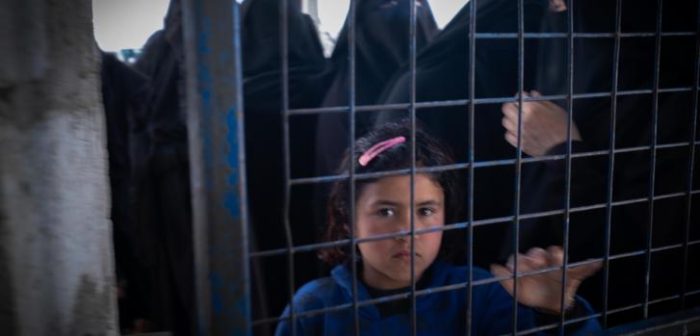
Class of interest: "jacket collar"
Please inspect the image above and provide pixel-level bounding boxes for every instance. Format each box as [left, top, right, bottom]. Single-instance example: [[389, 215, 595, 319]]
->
[[330, 260, 452, 319]]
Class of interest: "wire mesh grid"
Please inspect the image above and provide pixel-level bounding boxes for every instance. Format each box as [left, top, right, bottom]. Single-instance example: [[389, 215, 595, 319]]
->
[[240, 0, 700, 334]]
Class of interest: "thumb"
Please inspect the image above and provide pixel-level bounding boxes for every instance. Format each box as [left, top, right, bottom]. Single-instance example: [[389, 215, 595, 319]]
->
[[568, 260, 603, 282]]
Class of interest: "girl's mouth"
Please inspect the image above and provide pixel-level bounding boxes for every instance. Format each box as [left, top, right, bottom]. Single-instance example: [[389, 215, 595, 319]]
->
[[393, 251, 420, 259]]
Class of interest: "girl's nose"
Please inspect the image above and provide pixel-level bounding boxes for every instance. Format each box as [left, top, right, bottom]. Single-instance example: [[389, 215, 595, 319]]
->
[[396, 215, 419, 239]]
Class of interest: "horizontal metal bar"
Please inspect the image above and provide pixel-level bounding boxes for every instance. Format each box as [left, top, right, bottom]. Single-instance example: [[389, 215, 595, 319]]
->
[[290, 162, 471, 186], [252, 207, 700, 258], [606, 303, 648, 317], [471, 32, 695, 40], [251, 216, 700, 260], [251, 302, 354, 326], [481, 259, 605, 285], [603, 290, 700, 319], [656, 142, 692, 150], [287, 87, 697, 116], [516, 314, 603, 335], [253, 260, 600, 325], [251, 262, 700, 326], [251, 221, 471, 258], [251, 192, 700, 257], [608, 250, 648, 261], [605, 306, 700, 336], [290, 141, 698, 186], [520, 302, 700, 335], [653, 192, 690, 201]]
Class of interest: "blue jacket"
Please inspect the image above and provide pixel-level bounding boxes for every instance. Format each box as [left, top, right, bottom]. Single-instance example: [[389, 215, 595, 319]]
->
[[276, 261, 601, 335]]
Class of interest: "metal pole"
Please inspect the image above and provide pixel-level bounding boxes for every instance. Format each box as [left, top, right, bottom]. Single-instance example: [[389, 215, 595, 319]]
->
[[182, 0, 251, 334]]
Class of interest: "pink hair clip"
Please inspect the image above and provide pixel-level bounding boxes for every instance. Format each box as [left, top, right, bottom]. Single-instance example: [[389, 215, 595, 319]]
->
[[358, 136, 406, 167]]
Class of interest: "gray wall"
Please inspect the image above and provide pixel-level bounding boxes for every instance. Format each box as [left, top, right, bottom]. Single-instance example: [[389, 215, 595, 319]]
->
[[0, 0, 117, 335]]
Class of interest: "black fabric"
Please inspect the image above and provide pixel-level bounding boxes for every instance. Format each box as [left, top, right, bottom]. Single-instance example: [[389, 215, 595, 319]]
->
[[374, 0, 550, 268], [100, 52, 152, 332], [534, 300, 589, 328], [126, 1, 195, 334], [312, 1, 441, 282], [315, 0, 439, 179], [507, 0, 699, 327], [100, 4, 197, 333], [118, 1, 328, 332], [364, 287, 411, 318], [360, 263, 433, 318], [239, 0, 329, 330], [324, 0, 438, 106]]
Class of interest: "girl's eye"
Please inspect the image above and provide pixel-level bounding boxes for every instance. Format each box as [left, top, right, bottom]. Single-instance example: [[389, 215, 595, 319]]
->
[[418, 207, 435, 217], [378, 208, 395, 217]]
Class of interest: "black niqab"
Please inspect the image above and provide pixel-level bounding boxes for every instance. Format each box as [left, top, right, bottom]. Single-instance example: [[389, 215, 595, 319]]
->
[[240, 0, 329, 329], [506, 0, 699, 326], [375, 0, 550, 268], [314, 0, 440, 181]]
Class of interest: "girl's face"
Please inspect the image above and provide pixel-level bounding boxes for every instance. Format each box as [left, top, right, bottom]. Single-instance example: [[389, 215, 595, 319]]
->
[[355, 173, 445, 290]]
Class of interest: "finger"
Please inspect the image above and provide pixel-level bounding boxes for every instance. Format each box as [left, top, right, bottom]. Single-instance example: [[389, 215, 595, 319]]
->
[[502, 116, 517, 132], [515, 255, 540, 273], [526, 246, 547, 258], [571, 123, 584, 141], [514, 91, 531, 110], [546, 245, 564, 266], [506, 251, 549, 276], [527, 91, 549, 111], [491, 263, 514, 278], [505, 132, 518, 148], [522, 97, 544, 119], [525, 247, 549, 269], [502, 102, 519, 118], [539, 100, 567, 116], [490, 264, 515, 295], [512, 91, 530, 108], [568, 260, 603, 281], [506, 254, 516, 271], [516, 91, 530, 99], [505, 98, 538, 121], [563, 262, 603, 307], [549, 0, 567, 12], [510, 131, 527, 149]]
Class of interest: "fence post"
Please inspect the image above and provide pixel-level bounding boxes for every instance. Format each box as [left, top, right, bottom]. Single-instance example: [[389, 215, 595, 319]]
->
[[181, 0, 250, 334]]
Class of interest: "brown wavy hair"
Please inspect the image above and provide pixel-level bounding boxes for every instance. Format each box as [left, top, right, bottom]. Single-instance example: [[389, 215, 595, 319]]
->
[[318, 120, 464, 265]]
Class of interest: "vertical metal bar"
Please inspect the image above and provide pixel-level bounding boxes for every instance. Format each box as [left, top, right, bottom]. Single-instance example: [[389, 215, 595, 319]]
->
[[559, 0, 575, 332], [280, 0, 297, 335], [643, 0, 663, 319], [182, 0, 251, 334], [409, 0, 418, 335], [347, 0, 360, 334], [512, 0, 525, 334], [602, 0, 623, 327], [681, 0, 700, 310], [465, 0, 477, 335]]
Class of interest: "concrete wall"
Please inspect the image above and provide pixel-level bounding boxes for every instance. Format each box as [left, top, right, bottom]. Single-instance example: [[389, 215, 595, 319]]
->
[[0, 0, 117, 335]]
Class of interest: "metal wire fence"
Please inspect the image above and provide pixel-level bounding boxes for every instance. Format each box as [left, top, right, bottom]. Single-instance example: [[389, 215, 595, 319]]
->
[[182, 0, 700, 334]]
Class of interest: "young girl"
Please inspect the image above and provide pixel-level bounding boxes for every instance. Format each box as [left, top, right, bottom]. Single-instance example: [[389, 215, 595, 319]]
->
[[276, 121, 602, 335]]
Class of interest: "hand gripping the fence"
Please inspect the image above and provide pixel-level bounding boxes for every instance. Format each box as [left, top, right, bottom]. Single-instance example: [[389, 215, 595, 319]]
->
[[501, 91, 583, 157], [490, 245, 602, 314]]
